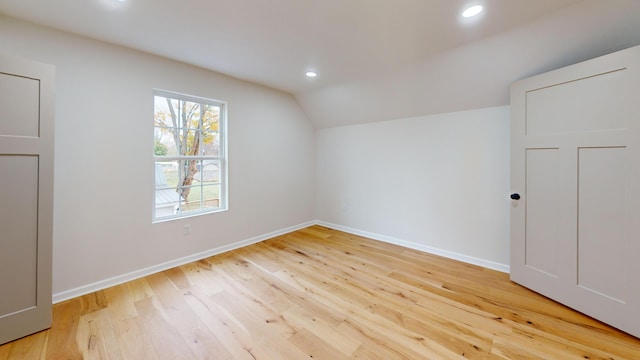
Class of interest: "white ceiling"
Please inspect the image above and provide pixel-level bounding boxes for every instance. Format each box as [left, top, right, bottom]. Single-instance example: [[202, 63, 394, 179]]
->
[[2, 0, 640, 128]]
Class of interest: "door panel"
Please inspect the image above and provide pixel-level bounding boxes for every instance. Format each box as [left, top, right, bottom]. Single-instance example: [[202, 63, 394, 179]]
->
[[0, 72, 40, 137], [511, 45, 640, 338], [525, 69, 627, 135], [577, 146, 627, 303], [0, 156, 39, 315], [524, 148, 560, 277], [0, 54, 54, 345]]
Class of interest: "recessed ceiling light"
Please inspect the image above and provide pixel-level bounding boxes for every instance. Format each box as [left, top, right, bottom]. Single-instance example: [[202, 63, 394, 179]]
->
[[306, 71, 318, 78], [462, 5, 483, 18]]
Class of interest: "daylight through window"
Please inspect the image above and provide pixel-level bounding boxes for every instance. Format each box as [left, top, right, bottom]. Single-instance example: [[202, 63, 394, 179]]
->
[[153, 90, 227, 221]]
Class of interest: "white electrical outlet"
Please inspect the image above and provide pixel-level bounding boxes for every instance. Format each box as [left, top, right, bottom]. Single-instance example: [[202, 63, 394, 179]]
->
[[183, 224, 191, 235]]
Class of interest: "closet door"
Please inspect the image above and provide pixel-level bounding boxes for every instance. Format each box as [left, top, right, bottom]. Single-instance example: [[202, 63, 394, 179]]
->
[[510, 45, 640, 338], [0, 54, 54, 344]]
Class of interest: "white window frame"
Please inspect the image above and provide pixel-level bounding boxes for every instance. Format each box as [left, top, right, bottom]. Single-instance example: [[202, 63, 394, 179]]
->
[[152, 89, 228, 222]]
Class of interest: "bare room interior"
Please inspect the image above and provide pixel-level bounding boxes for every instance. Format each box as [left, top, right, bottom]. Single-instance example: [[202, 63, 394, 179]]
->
[[1, 0, 640, 358]]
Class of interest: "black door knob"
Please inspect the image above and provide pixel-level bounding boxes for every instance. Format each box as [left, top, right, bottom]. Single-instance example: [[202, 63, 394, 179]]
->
[[510, 193, 521, 200]]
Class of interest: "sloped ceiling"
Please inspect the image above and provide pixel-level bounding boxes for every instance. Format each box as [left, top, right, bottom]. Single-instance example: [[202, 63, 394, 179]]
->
[[298, 0, 640, 127], [1, 0, 640, 128]]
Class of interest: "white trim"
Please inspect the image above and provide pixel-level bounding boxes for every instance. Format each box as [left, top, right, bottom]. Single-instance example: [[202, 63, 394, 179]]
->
[[53, 219, 509, 303], [315, 221, 510, 273], [52, 221, 315, 304]]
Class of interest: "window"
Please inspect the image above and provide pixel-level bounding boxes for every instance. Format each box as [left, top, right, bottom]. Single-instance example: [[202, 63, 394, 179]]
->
[[153, 90, 227, 221]]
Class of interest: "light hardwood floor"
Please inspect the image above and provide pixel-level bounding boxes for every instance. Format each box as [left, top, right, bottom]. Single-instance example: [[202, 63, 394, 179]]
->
[[2, 226, 639, 359]]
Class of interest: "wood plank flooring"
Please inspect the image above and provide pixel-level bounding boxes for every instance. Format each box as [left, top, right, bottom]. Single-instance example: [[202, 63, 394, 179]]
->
[[2, 226, 639, 359]]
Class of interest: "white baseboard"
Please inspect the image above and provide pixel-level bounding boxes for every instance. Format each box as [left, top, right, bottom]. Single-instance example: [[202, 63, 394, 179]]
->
[[52, 221, 316, 304], [53, 219, 509, 303], [315, 221, 510, 273]]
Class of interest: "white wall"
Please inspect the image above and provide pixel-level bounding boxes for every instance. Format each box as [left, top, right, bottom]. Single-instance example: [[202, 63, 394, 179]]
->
[[316, 106, 511, 271], [0, 16, 316, 299]]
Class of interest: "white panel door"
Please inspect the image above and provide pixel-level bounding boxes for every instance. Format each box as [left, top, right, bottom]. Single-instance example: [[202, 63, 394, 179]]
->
[[510, 45, 640, 338], [0, 54, 55, 345]]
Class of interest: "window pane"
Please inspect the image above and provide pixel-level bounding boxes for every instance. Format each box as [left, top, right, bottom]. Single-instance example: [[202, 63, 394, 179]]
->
[[202, 105, 220, 130], [201, 130, 220, 156], [201, 160, 221, 184], [201, 184, 221, 208], [154, 96, 175, 127], [179, 184, 221, 213], [155, 190, 180, 217], [154, 127, 178, 156], [166, 99, 200, 131], [179, 159, 199, 185], [180, 130, 201, 156], [181, 101, 200, 130], [155, 162, 180, 217], [156, 161, 179, 188]]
